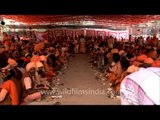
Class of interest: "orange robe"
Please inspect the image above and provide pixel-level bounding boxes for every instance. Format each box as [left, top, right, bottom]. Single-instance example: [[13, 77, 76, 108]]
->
[[1, 80, 19, 105]]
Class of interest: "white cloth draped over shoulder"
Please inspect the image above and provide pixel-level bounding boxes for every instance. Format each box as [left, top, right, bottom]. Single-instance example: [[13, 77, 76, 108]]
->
[[120, 67, 160, 105]]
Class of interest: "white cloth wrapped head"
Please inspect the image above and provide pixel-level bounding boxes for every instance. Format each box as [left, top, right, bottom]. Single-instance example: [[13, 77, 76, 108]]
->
[[26, 62, 36, 72], [35, 61, 44, 70], [8, 58, 17, 67], [127, 65, 139, 73]]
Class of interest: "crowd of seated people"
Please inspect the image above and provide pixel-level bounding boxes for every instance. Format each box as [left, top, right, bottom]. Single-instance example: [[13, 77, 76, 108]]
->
[[0, 32, 87, 105], [0, 31, 160, 105], [88, 34, 160, 99]]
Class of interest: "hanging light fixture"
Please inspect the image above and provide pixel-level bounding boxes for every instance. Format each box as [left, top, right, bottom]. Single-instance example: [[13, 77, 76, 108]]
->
[[29, 27, 32, 30], [0, 16, 5, 25], [1, 21, 5, 25], [0, 16, 4, 26]]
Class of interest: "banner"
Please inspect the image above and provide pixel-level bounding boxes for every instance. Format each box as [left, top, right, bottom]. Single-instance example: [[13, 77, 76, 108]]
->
[[108, 32, 117, 38], [74, 30, 84, 36], [97, 31, 106, 39], [65, 30, 73, 37], [54, 29, 63, 37], [35, 31, 48, 42], [118, 32, 128, 39], [86, 30, 95, 36], [48, 29, 54, 38]]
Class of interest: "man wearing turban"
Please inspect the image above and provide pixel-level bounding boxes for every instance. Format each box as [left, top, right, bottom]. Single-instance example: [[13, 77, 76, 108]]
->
[[21, 62, 41, 103]]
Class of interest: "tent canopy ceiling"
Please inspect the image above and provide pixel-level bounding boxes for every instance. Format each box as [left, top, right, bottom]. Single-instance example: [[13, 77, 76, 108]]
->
[[2, 15, 160, 28]]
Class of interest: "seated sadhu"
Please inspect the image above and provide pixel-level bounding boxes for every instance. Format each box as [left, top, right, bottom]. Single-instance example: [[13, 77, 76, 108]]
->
[[111, 57, 130, 93], [21, 62, 41, 103], [0, 67, 21, 105], [35, 61, 50, 89], [40, 55, 57, 78], [0, 57, 22, 105], [108, 52, 123, 84]]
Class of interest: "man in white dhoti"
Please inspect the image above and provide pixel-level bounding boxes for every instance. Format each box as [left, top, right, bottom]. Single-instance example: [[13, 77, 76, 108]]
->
[[120, 67, 160, 105]]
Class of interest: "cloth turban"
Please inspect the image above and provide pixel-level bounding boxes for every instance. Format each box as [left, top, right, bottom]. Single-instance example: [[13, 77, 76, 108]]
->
[[8, 58, 17, 66], [35, 61, 43, 68], [144, 58, 154, 64], [26, 62, 36, 72], [31, 55, 41, 63], [127, 65, 139, 73], [151, 60, 160, 67], [136, 54, 148, 62], [111, 49, 119, 54]]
